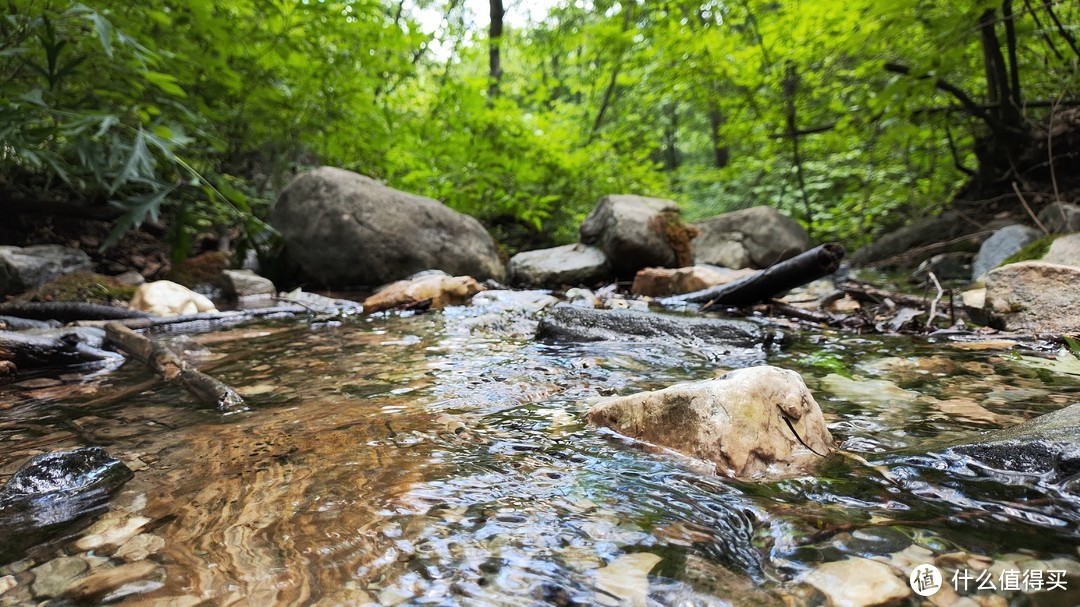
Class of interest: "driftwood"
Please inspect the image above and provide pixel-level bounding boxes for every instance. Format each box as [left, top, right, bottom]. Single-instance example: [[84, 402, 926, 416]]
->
[[104, 323, 244, 410], [835, 280, 934, 310], [0, 302, 151, 322], [0, 328, 121, 369], [664, 243, 846, 310], [0, 316, 60, 330], [76, 305, 312, 330]]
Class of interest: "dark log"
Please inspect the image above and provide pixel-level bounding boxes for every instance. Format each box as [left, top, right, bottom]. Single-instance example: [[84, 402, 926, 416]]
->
[[0, 328, 121, 369], [663, 243, 846, 310], [0, 302, 151, 322], [0, 316, 60, 330], [104, 323, 244, 410], [75, 305, 311, 330]]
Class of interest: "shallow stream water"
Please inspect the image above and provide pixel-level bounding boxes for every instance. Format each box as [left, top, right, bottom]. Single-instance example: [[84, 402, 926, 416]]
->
[[1, 293, 1079, 606]]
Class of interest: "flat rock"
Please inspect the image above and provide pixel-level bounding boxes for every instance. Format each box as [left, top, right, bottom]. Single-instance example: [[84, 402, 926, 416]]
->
[[363, 273, 483, 313], [0, 245, 93, 297], [588, 366, 834, 479], [508, 243, 610, 288], [692, 206, 813, 269], [222, 269, 275, 299], [272, 167, 506, 286], [30, 556, 89, 598], [984, 261, 1080, 333], [579, 195, 688, 278], [802, 557, 911, 607], [130, 280, 217, 316], [631, 265, 755, 297], [536, 303, 766, 348], [972, 224, 1042, 279], [64, 561, 160, 602]]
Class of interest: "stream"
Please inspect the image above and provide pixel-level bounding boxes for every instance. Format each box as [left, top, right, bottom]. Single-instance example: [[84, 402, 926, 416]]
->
[[1, 291, 1079, 606]]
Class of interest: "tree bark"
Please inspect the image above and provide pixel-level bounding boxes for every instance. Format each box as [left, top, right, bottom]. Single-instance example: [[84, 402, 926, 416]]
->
[[488, 0, 504, 101]]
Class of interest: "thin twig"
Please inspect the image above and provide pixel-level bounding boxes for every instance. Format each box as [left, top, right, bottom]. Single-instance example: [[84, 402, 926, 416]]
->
[[1011, 181, 1049, 234], [926, 272, 944, 329]]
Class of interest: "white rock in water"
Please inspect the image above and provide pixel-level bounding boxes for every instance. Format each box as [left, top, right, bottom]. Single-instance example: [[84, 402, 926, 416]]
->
[[588, 365, 834, 480], [130, 280, 217, 316], [803, 557, 911, 607]]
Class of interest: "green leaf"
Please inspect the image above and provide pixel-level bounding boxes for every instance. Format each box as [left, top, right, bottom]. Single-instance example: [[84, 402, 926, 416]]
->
[[143, 70, 186, 97]]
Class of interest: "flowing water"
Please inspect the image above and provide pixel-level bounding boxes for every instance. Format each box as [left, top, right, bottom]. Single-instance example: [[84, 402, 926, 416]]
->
[[1, 292, 1079, 606]]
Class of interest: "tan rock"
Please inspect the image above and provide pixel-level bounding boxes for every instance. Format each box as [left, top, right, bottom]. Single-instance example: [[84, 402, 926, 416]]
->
[[593, 553, 661, 607], [63, 561, 159, 602], [803, 557, 911, 607], [130, 280, 217, 316], [74, 514, 151, 552], [114, 533, 166, 562], [587, 366, 834, 479], [984, 261, 1080, 333], [363, 273, 482, 313], [630, 265, 754, 297]]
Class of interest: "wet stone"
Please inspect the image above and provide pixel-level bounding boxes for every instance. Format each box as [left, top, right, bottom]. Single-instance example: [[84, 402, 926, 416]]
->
[[64, 560, 160, 602], [803, 557, 911, 607], [30, 555, 89, 598]]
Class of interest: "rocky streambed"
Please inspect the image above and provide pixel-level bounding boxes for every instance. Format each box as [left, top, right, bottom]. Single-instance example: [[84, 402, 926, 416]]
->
[[1, 292, 1079, 606]]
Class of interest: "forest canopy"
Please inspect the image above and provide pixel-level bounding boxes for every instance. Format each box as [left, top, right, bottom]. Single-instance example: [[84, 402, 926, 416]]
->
[[2, 0, 1078, 256]]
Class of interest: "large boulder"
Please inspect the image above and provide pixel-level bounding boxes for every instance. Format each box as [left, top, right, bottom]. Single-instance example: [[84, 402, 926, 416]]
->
[[587, 366, 834, 479], [984, 261, 1080, 333], [272, 167, 506, 286], [0, 245, 93, 297], [971, 224, 1042, 279], [579, 195, 694, 278], [692, 206, 813, 269], [1037, 201, 1080, 234], [508, 244, 610, 288]]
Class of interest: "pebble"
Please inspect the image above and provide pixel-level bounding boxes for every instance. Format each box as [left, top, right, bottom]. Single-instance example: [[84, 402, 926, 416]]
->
[[803, 557, 911, 607], [114, 533, 166, 562], [74, 514, 151, 552], [14, 377, 62, 389], [30, 556, 89, 598], [0, 575, 15, 595]]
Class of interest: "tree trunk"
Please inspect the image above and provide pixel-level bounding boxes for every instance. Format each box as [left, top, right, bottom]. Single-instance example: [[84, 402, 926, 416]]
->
[[488, 0, 504, 101], [709, 105, 730, 168]]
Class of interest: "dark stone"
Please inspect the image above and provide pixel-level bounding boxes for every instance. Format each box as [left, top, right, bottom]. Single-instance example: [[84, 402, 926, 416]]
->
[[946, 403, 1080, 487], [536, 303, 769, 348], [971, 224, 1042, 279], [692, 206, 813, 269], [850, 212, 969, 267], [579, 195, 686, 278], [0, 447, 133, 564]]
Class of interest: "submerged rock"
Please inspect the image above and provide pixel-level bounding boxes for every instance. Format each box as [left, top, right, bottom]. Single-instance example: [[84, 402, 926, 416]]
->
[[0, 447, 134, 563], [130, 280, 218, 316], [363, 273, 483, 313], [272, 167, 506, 286], [802, 557, 911, 607], [508, 243, 611, 288], [945, 402, 1080, 490], [579, 195, 693, 278], [983, 261, 1080, 333], [587, 366, 834, 479], [536, 303, 768, 348], [692, 206, 813, 270]]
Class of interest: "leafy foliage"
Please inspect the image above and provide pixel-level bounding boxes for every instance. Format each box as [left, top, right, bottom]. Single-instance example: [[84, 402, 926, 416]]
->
[[2, 0, 1078, 257]]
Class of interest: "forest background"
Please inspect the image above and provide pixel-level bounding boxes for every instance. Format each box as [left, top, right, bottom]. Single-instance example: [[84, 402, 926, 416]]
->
[[2, 0, 1078, 261]]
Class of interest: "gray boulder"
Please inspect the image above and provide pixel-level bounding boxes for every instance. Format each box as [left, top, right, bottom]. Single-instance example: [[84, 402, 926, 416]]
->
[[222, 269, 276, 299], [984, 261, 1080, 333], [508, 244, 610, 288], [692, 206, 813, 269], [1037, 201, 1080, 234], [587, 366, 834, 479], [0, 245, 93, 297], [579, 195, 687, 278], [271, 167, 506, 286], [971, 224, 1042, 280]]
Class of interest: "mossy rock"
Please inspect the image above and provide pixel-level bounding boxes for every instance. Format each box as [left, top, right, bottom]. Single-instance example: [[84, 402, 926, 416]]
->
[[1000, 234, 1058, 267], [165, 251, 229, 291], [15, 272, 137, 305]]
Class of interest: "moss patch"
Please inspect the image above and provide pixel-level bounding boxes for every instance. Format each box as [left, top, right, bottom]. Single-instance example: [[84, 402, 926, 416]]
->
[[649, 210, 699, 267], [16, 272, 137, 305], [1000, 234, 1058, 266], [165, 251, 229, 289]]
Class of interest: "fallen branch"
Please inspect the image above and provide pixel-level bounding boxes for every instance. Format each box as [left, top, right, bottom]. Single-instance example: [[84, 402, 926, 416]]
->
[[664, 243, 845, 310], [836, 280, 933, 310], [104, 323, 244, 410], [77, 305, 311, 330], [0, 328, 121, 369], [0, 302, 151, 322]]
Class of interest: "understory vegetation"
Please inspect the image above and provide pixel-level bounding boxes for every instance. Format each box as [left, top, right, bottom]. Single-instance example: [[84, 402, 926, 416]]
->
[[2, 0, 1078, 255]]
